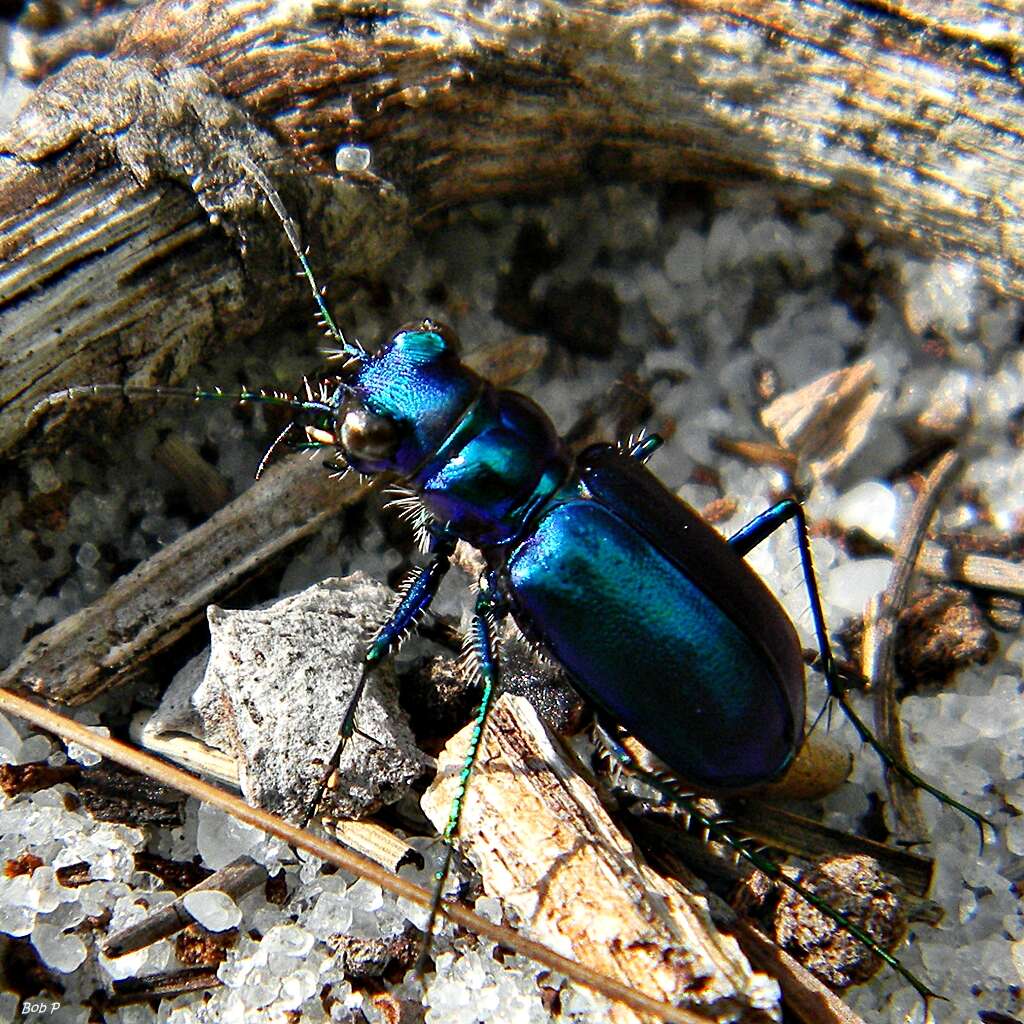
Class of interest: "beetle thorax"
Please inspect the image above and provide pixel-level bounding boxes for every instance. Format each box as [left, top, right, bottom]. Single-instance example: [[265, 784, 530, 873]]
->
[[412, 387, 571, 549]]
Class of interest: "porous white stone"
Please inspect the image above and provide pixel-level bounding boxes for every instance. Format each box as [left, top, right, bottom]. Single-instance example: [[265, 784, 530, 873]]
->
[[186, 576, 430, 822]]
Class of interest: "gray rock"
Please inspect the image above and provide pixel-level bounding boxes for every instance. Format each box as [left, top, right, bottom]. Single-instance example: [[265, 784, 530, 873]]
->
[[146, 651, 209, 739], [190, 574, 430, 821]]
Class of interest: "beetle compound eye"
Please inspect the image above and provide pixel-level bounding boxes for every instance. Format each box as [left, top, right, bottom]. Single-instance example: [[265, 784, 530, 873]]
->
[[339, 404, 399, 460]]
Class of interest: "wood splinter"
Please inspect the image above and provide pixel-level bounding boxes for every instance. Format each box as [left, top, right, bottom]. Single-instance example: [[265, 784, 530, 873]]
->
[[422, 693, 784, 1024], [104, 855, 267, 958]]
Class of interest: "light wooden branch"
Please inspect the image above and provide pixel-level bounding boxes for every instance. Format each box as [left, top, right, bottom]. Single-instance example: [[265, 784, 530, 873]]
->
[[861, 450, 962, 842], [423, 694, 786, 1024]]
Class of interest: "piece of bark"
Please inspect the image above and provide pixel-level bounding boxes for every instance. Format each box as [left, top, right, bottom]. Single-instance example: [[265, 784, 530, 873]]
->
[[5, 1, 1024, 459], [421, 694, 783, 1024], [759, 362, 884, 484]]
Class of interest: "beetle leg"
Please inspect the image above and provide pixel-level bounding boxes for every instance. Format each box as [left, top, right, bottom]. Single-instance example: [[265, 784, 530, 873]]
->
[[360, 531, 456, 682], [725, 497, 799, 556], [592, 720, 941, 1004], [303, 529, 456, 826], [418, 584, 505, 970], [626, 433, 663, 462], [728, 499, 991, 839], [440, 584, 504, 840]]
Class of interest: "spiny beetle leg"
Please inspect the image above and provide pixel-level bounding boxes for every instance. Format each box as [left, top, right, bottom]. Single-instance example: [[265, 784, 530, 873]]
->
[[728, 498, 991, 841], [725, 498, 801, 558], [832, 690, 993, 848], [592, 722, 943, 1005], [353, 532, 456, 735], [418, 583, 504, 974], [627, 433, 663, 462], [302, 530, 456, 827]]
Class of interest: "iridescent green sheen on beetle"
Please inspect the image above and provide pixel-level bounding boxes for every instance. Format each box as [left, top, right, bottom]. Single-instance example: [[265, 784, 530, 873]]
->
[[297, 315, 985, 999]]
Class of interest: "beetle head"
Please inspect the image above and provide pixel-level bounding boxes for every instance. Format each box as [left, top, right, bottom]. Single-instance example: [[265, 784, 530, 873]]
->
[[321, 319, 483, 478]]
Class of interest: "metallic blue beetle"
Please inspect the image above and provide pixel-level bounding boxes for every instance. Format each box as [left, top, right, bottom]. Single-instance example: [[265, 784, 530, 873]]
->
[[297, 310, 979, 999], [325, 318, 806, 794]]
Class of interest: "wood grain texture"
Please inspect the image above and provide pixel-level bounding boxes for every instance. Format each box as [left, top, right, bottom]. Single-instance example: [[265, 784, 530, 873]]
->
[[0, 51, 408, 456], [422, 694, 785, 1024], [4, 0, 1024, 458]]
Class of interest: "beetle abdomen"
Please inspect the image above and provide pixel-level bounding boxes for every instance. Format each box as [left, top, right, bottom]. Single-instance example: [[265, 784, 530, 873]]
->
[[507, 489, 802, 791]]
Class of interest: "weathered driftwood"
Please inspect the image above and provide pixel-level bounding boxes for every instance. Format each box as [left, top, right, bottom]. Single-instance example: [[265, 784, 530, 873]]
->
[[0, 64, 408, 456], [422, 694, 784, 1024], [3, 0, 1024, 457], [915, 541, 1024, 597], [418, 693, 933, 1022]]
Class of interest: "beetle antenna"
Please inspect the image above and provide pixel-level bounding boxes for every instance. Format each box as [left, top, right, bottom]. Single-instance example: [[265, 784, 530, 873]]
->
[[235, 152, 365, 362], [28, 383, 334, 429]]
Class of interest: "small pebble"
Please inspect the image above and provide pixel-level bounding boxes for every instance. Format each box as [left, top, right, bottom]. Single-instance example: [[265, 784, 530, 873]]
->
[[336, 144, 372, 172], [833, 481, 898, 542]]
